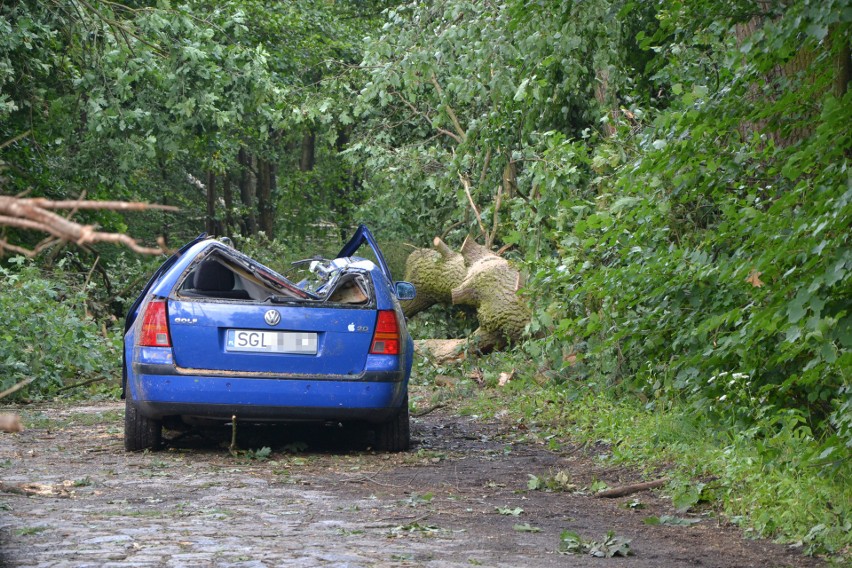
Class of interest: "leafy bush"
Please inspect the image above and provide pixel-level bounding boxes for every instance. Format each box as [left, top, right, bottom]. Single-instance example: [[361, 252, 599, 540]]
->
[[524, 0, 851, 450], [0, 258, 120, 399]]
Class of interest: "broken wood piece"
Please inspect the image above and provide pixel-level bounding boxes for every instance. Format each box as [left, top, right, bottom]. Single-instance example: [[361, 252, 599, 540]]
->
[[0, 481, 74, 498], [414, 339, 467, 364], [594, 478, 669, 498], [0, 413, 22, 433]]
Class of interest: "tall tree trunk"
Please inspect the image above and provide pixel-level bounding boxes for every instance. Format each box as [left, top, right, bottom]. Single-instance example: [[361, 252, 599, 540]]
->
[[257, 158, 275, 236], [300, 131, 315, 172], [335, 128, 353, 242], [238, 148, 257, 235], [835, 23, 850, 98], [205, 171, 217, 235], [594, 67, 617, 137], [158, 158, 171, 248], [222, 171, 233, 236]]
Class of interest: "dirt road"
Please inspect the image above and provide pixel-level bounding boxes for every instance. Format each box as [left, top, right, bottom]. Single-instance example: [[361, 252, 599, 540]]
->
[[0, 393, 820, 567]]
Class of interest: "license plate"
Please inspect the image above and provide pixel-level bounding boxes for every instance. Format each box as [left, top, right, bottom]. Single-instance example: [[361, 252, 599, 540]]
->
[[225, 329, 317, 354]]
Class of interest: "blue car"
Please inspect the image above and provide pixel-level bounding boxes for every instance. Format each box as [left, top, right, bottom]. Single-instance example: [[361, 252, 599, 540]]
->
[[123, 225, 415, 452]]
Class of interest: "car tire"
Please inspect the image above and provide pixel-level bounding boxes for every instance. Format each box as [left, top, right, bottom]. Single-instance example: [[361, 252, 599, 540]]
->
[[375, 394, 410, 452], [124, 397, 162, 452]]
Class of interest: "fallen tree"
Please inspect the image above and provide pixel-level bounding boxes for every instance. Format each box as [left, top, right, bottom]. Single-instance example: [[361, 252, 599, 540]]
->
[[402, 236, 530, 353]]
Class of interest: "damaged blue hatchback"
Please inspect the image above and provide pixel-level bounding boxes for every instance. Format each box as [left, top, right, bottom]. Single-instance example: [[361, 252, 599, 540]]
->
[[123, 225, 415, 452]]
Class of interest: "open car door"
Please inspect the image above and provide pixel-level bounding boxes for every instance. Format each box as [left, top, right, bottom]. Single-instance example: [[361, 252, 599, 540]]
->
[[337, 224, 394, 283]]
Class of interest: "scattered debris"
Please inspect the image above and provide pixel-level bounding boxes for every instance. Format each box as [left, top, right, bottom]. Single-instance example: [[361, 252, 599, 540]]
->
[[0, 481, 75, 499], [558, 530, 632, 557]]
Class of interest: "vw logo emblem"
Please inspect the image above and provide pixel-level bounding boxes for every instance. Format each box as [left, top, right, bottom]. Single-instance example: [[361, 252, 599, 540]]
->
[[264, 309, 281, 326]]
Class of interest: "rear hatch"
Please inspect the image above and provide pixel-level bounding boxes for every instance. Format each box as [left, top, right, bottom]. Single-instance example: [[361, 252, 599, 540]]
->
[[168, 300, 377, 376]]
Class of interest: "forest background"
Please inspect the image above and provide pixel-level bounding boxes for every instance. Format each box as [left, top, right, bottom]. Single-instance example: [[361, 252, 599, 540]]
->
[[1, 0, 849, 559]]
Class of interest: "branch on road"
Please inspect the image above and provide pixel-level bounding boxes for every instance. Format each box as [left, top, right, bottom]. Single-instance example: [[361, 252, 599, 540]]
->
[[595, 478, 670, 498]]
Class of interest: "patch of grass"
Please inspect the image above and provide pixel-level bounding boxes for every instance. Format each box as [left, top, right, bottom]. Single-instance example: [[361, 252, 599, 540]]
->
[[336, 528, 365, 536], [16, 526, 48, 536], [18, 409, 123, 430]]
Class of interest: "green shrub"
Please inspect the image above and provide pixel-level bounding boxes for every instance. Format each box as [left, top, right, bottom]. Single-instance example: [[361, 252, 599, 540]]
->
[[0, 258, 120, 399]]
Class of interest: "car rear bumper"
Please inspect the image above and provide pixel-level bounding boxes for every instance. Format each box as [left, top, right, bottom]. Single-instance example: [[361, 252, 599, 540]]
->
[[128, 369, 407, 423]]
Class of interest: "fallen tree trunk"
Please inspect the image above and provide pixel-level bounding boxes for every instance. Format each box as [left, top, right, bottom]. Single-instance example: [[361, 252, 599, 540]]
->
[[401, 237, 467, 317], [402, 236, 530, 351]]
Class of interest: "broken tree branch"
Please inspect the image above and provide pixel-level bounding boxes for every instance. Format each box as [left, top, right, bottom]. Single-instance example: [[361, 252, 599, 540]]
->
[[0, 377, 35, 400], [0, 196, 177, 256], [594, 478, 669, 498], [458, 174, 487, 242], [430, 74, 467, 142]]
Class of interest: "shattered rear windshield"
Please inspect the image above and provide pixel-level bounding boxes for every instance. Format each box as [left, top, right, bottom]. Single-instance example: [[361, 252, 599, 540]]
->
[[176, 243, 373, 305]]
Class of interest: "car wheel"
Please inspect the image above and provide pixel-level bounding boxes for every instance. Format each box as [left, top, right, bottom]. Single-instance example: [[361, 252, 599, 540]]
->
[[375, 395, 410, 452], [124, 397, 162, 452]]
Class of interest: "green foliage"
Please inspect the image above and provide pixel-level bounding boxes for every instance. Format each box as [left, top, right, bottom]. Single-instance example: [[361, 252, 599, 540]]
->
[[352, 0, 644, 244], [0, 258, 120, 399], [1, 0, 389, 249], [523, 0, 852, 454], [405, 304, 478, 340], [242, 446, 272, 462], [354, 0, 850, 466], [558, 530, 632, 557]]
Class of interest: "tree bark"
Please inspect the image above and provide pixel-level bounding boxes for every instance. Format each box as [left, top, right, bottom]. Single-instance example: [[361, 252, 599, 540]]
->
[[205, 171, 217, 235], [257, 159, 274, 236], [238, 148, 257, 235], [401, 237, 467, 317], [402, 236, 530, 351], [835, 23, 850, 98], [222, 171, 233, 236], [300, 131, 315, 172]]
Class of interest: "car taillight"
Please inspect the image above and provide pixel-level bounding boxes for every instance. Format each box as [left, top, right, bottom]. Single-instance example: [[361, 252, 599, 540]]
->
[[370, 310, 399, 355], [139, 299, 172, 347]]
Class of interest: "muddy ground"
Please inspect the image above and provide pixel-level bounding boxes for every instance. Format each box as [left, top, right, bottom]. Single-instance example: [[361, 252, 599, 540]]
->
[[0, 390, 822, 568]]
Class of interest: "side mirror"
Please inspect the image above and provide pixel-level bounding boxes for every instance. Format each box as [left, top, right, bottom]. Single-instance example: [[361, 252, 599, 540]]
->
[[394, 281, 416, 301]]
